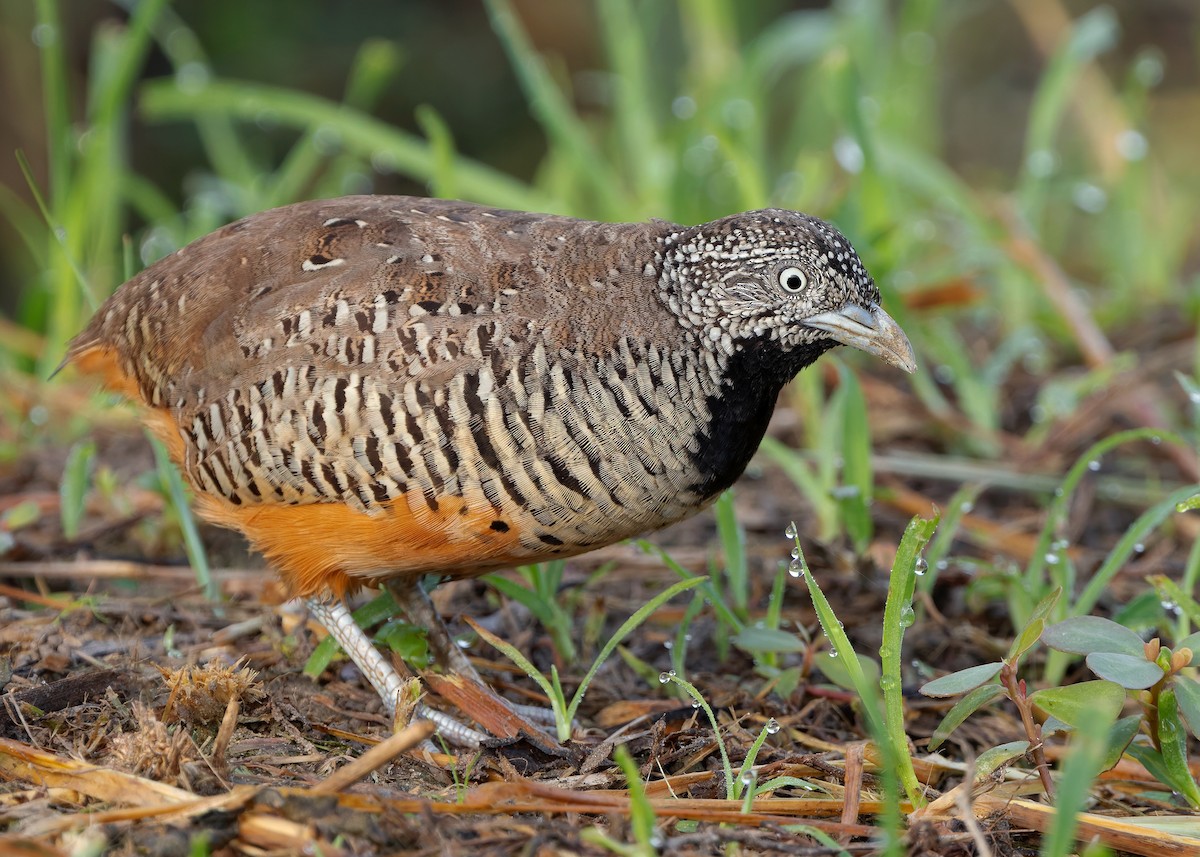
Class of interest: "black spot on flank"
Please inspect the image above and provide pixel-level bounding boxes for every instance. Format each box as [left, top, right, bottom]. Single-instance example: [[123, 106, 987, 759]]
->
[[424, 492, 440, 512], [229, 493, 242, 505], [334, 378, 348, 411], [378, 393, 396, 432], [364, 435, 383, 472], [392, 443, 413, 476], [311, 402, 327, 440], [254, 285, 273, 297], [459, 505, 470, 515], [405, 412, 423, 444], [300, 460, 321, 491], [281, 317, 294, 335], [368, 482, 389, 503], [308, 254, 334, 266], [417, 300, 441, 314], [382, 290, 401, 303], [545, 453, 588, 499], [321, 463, 341, 492], [490, 520, 510, 532], [323, 306, 338, 326], [538, 533, 564, 546], [354, 311, 370, 332], [247, 481, 261, 497]]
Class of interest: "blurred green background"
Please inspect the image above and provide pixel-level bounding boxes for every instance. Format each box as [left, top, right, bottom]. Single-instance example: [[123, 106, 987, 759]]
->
[[1, 0, 1198, 471], [2, 1, 1197, 323]]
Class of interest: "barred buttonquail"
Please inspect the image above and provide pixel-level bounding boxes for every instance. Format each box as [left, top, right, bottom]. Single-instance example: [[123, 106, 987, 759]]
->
[[68, 196, 915, 745]]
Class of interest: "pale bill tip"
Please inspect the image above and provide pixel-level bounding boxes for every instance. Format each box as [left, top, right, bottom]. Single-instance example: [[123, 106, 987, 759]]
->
[[802, 304, 917, 374]]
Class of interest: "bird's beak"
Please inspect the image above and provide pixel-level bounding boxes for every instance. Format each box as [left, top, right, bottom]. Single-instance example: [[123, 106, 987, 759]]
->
[[802, 304, 917, 374]]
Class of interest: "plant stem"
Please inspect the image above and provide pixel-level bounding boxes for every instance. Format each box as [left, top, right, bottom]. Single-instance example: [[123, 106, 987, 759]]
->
[[1000, 662, 1055, 799]]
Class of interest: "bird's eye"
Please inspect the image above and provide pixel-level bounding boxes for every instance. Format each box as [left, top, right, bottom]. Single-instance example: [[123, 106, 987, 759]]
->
[[778, 267, 807, 293]]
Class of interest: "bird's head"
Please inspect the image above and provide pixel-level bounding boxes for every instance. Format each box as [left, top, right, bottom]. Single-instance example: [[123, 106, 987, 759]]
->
[[659, 209, 916, 374]]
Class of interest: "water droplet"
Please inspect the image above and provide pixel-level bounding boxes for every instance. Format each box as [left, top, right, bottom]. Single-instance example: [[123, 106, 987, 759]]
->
[[788, 559, 804, 578], [1115, 129, 1148, 161], [936, 559, 949, 571], [31, 23, 57, 47], [1052, 538, 1069, 550], [663, 639, 674, 650], [1151, 435, 1162, 446], [959, 501, 974, 514], [790, 547, 801, 560], [28, 405, 48, 426], [901, 30, 935, 65], [684, 633, 693, 642], [784, 522, 797, 539], [1054, 487, 1064, 497], [1045, 552, 1060, 565], [914, 557, 928, 576], [833, 135, 864, 174], [1072, 182, 1108, 213], [1133, 543, 1146, 554], [739, 770, 757, 787], [658, 670, 675, 684], [828, 648, 840, 659], [649, 831, 665, 849], [765, 718, 781, 735], [313, 125, 343, 155], [1161, 599, 1177, 611], [174, 61, 210, 95], [672, 95, 696, 120], [1025, 149, 1058, 178], [721, 98, 754, 129], [1088, 459, 1101, 471], [900, 606, 916, 628], [830, 484, 860, 499]]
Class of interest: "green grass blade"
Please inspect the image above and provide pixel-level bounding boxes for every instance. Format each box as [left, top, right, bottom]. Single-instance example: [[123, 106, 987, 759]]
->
[[150, 435, 217, 604], [565, 577, 705, 724], [879, 513, 938, 807], [139, 78, 554, 211]]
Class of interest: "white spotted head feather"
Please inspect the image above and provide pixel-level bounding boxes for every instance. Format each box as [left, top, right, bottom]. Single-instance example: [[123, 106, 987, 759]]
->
[[659, 209, 915, 373]]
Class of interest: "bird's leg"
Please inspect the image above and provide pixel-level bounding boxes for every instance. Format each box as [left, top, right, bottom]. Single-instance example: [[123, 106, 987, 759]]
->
[[303, 597, 488, 748], [384, 579, 562, 728]]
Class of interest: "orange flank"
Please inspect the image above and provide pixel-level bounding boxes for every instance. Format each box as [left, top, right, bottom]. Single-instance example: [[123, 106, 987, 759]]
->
[[71, 344, 527, 599], [194, 491, 526, 598]]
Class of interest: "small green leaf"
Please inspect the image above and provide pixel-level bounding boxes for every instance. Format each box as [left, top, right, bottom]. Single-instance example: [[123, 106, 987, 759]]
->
[[815, 649, 880, 691], [1006, 587, 1062, 662], [1178, 632, 1200, 662], [919, 662, 1003, 698], [1102, 715, 1143, 772], [1084, 652, 1163, 689], [1172, 675, 1200, 739], [731, 625, 806, 654], [1007, 618, 1045, 662], [1157, 688, 1200, 808], [1029, 680, 1125, 727], [377, 620, 430, 668], [1041, 616, 1145, 656], [974, 741, 1030, 781], [928, 683, 1005, 750], [1, 499, 42, 531], [59, 440, 96, 541]]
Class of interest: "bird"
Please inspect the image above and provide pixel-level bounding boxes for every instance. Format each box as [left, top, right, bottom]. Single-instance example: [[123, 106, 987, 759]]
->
[[66, 195, 915, 746]]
